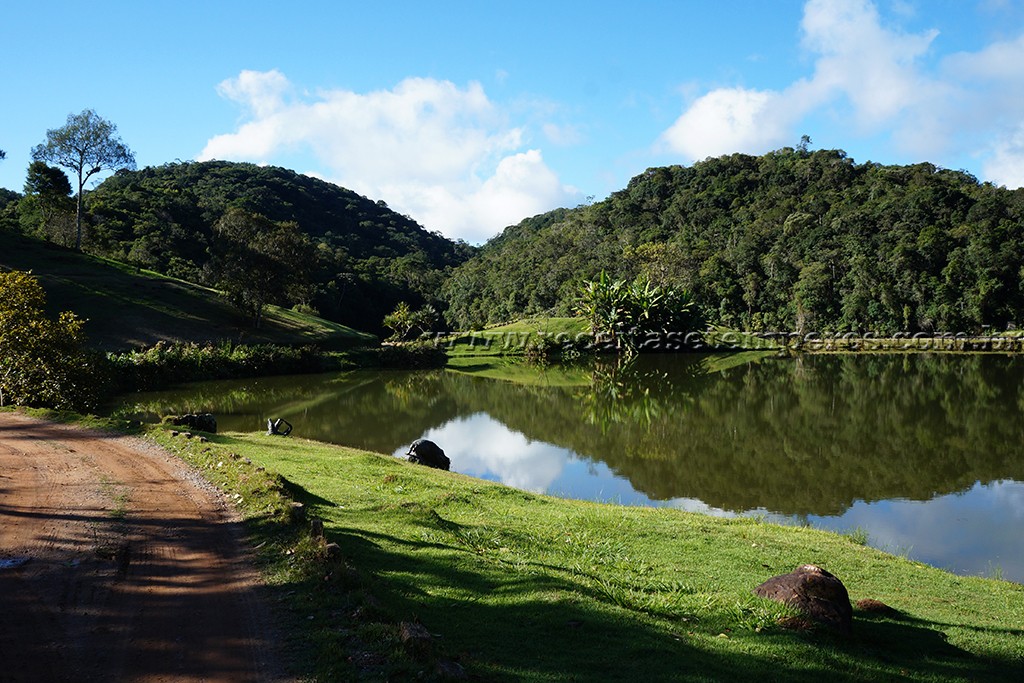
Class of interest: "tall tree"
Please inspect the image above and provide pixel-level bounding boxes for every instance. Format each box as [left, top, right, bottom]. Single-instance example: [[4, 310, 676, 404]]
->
[[20, 161, 75, 244], [210, 207, 316, 329], [31, 109, 135, 250]]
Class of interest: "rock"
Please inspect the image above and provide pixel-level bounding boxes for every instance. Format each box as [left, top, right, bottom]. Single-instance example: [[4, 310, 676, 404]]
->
[[406, 439, 450, 471], [310, 518, 324, 539], [399, 621, 434, 657], [856, 598, 898, 617], [171, 413, 217, 434], [287, 501, 306, 523], [754, 564, 853, 634]]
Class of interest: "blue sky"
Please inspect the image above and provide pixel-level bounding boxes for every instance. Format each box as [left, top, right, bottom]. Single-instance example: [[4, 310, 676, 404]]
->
[[4, 0, 1024, 243]]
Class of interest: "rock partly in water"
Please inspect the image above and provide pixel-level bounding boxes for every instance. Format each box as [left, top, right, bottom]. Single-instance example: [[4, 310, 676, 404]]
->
[[171, 413, 217, 434], [406, 439, 450, 471], [754, 564, 853, 634]]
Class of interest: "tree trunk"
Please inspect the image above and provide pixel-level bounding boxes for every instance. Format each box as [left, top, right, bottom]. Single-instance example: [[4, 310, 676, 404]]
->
[[75, 174, 84, 251]]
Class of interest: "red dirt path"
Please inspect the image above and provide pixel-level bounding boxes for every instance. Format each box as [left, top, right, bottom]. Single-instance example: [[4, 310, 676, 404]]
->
[[0, 412, 288, 682]]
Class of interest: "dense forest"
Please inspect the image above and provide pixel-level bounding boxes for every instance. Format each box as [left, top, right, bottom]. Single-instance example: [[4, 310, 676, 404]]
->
[[443, 148, 1024, 334], [3, 161, 473, 333], [5, 148, 1024, 337]]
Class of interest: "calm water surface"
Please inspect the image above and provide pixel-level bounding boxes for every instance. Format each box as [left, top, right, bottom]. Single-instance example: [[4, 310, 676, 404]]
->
[[113, 353, 1024, 582]]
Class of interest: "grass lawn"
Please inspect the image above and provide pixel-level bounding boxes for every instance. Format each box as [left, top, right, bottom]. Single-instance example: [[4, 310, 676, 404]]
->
[[443, 317, 591, 357], [152, 425, 1024, 682]]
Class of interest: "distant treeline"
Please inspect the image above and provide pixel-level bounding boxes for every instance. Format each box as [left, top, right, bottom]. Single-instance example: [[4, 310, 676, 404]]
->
[[443, 149, 1024, 334]]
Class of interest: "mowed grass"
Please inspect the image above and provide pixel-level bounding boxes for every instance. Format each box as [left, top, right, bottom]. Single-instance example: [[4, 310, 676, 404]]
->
[[445, 356, 593, 386], [0, 231, 373, 350], [443, 317, 591, 357], [157, 426, 1024, 682]]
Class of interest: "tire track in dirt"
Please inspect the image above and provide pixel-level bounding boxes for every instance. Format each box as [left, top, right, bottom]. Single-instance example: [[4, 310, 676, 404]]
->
[[0, 412, 288, 682]]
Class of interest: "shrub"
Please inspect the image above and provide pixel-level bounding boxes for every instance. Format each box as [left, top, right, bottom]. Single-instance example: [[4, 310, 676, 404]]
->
[[105, 341, 330, 392], [0, 270, 103, 410]]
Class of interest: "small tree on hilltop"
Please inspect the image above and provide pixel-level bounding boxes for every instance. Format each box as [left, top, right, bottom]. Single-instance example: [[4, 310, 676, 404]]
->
[[32, 109, 136, 250], [0, 270, 98, 410]]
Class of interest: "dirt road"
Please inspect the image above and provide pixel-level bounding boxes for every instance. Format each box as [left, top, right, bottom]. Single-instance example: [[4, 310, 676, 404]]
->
[[0, 412, 287, 682]]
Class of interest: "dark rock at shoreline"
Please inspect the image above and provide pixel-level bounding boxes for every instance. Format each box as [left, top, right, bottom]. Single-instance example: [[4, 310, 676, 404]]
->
[[171, 413, 217, 433], [406, 439, 450, 471], [754, 564, 853, 633]]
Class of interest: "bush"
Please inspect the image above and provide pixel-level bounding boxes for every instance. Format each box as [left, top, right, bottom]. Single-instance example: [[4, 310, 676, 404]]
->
[[0, 270, 104, 411], [105, 341, 331, 392]]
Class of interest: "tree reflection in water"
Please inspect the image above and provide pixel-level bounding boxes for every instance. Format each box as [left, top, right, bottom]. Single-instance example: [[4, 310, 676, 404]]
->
[[113, 353, 1024, 578], [114, 353, 1024, 514]]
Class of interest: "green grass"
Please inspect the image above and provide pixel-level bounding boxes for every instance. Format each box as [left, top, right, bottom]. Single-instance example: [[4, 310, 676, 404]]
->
[[0, 231, 374, 350], [445, 356, 593, 386], [704, 326, 783, 351], [443, 317, 591, 357], [150, 424, 1023, 682]]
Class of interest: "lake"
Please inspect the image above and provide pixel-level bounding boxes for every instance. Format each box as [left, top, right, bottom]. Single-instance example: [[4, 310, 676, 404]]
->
[[112, 352, 1024, 583]]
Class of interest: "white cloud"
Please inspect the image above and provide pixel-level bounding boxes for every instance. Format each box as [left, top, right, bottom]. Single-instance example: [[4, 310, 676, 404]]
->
[[984, 124, 1024, 189], [942, 34, 1024, 186], [659, 0, 1024, 189], [215, 69, 292, 119], [661, 0, 938, 160], [201, 72, 578, 243], [801, 0, 940, 127], [660, 87, 793, 160]]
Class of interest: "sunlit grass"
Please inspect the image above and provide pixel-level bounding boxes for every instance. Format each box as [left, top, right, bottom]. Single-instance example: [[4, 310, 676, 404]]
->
[[151, 424, 1024, 682], [443, 317, 591, 357]]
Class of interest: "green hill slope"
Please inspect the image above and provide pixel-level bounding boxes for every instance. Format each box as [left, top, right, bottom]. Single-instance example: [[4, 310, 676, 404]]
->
[[51, 161, 473, 333], [443, 149, 1024, 334], [0, 231, 374, 351]]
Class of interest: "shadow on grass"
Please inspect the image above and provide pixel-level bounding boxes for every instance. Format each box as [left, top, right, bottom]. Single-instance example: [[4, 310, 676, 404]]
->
[[277, 512, 1020, 683], [278, 476, 338, 510], [184, 430, 1022, 681]]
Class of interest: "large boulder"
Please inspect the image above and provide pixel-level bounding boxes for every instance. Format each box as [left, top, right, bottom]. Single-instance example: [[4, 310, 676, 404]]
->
[[754, 564, 853, 633], [406, 439, 450, 471], [171, 413, 217, 434]]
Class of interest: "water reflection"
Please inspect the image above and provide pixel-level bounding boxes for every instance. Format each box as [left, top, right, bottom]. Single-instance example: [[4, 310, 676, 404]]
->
[[113, 352, 1024, 581]]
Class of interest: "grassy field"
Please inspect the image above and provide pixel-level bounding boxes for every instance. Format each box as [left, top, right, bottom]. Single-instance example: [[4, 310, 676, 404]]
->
[[143, 422, 1023, 682], [443, 317, 592, 357], [0, 231, 373, 350], [442, 320, 782, 359]]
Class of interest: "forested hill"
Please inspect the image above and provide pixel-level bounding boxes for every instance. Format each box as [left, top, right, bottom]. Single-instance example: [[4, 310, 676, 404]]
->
[[443, 149, 1024, 334], [83, 161, 474, 331]]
